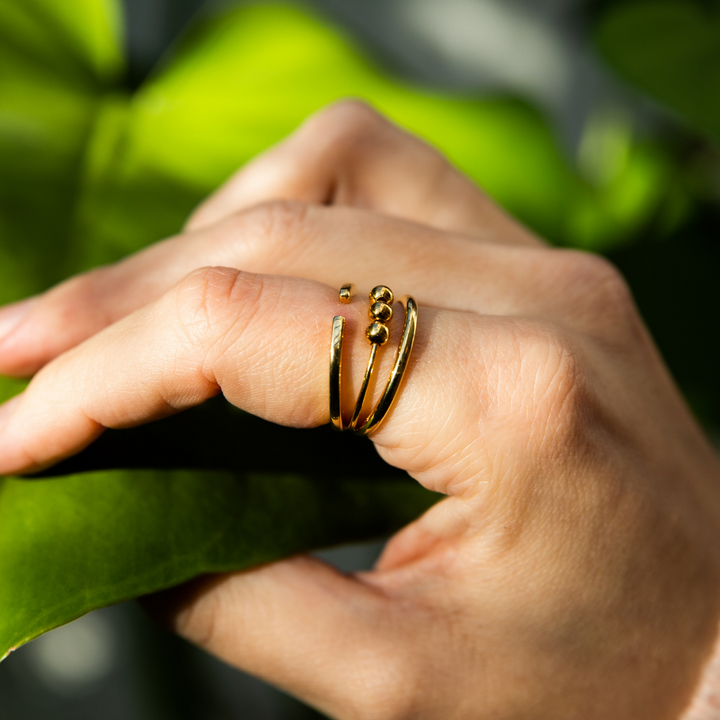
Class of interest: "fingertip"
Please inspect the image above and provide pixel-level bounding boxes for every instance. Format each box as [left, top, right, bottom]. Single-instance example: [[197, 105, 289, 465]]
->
[[0, 299, 39, 375], [139, 574, 214, 633], [0, 393, 21, 431], [0, 270, 125, 377], [0, 386, 104, 476], [0, 298, 35, 343], [0, 394, 32, 475]]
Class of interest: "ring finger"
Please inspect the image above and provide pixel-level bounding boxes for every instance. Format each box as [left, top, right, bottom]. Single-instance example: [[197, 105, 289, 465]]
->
[[0, 268, 527, 498]]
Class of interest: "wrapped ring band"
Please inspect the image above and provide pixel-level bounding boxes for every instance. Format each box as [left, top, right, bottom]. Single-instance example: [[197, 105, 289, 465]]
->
[[329, 284, 418, 436]]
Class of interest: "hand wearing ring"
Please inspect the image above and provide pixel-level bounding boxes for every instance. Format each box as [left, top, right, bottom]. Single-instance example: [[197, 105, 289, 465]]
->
[[0, 102, 719, 720]]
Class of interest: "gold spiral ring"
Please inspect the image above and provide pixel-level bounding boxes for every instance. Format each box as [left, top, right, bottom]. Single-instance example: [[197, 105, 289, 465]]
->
[[329, 283, 417, 436]]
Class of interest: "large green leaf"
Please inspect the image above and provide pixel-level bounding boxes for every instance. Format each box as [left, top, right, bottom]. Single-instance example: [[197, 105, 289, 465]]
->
[[0, 0, 680, 659], [595, 0, 720, 142], [0, 435, 435, 660]]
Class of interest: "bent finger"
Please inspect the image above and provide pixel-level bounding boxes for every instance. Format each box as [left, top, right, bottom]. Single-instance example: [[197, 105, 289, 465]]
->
[[142, 556, 428, 720], [186, 100, 540, 247], [0, 268, 503, 497]]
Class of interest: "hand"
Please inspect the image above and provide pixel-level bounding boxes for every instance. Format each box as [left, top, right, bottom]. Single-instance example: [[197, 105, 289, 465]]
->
[[1, 102, 720, 719]]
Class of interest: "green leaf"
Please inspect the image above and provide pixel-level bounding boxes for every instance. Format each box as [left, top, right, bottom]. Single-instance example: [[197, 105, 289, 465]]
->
[[0, 0, 122, 85], [595, 0, 720, 142], [0, 467, 435, 660], [0, 395, 438, 660]]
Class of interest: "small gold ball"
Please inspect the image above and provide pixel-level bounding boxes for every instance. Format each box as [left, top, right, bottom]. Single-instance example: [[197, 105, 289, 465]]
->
[[369, 301, 393, 323], [366, 321, 389, 345], [370, 285, 394, 305], [339, 283, 355, 304]]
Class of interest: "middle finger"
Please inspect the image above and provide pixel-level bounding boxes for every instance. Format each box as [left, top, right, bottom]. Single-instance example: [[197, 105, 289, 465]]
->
[[0, 202, 576, 378]]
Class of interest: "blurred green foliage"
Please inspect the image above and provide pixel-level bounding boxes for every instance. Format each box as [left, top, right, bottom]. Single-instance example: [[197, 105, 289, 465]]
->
[[0, 0, 718, 657], [592, 0, 720, 432], [596, 0, 720, 142]]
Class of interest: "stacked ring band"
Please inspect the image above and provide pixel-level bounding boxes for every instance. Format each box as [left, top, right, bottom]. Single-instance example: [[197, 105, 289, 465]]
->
[[329, 283, 418, 436]]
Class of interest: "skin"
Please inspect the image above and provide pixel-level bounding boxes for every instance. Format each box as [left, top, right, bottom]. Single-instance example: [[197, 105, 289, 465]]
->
[[1, 101, 720, 718]]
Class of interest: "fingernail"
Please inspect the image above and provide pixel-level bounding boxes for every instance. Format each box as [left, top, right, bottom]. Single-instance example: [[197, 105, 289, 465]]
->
[[0, 299, 35, 346]]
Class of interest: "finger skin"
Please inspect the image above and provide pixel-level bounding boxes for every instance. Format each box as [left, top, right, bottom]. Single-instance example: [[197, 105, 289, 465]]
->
[[0, 201, 598, 379], [0, 262, 631, 500], [141, 557, 451, 720], [0, 245, 707, 501]]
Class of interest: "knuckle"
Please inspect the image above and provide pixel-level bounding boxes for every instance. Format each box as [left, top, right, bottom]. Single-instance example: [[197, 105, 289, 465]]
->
[[306, 100, 451, 175], [562, 251, 627, 299], [225, 199, 312, 266], [171, 267, 326, 427], [173, 266, 263, 347], [504, 320, 588, 451], [552, 250, 640, 335], [305, 99, 387, 147]]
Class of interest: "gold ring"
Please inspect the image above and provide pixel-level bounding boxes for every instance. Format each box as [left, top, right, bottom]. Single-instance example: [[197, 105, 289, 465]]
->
[[329, 284, 417, 436]]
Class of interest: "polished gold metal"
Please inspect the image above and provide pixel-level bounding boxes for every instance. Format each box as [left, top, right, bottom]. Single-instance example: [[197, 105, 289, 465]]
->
[[329, 315, 345, 431], [353, 296, 418, 437], [331, 284, 357, 429], [366, 321, 389, 345], [350, 288, 394, 426], [370, 285, 394, 304], [339, 283, 356, 304], [369, 301, 393, 323], [330, 284, 415, 435], [349, 342, 378, 428]]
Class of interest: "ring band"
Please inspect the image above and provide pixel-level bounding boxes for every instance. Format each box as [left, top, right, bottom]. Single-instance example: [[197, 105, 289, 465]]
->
[[329, 284, 417, 436], [329, 314, 345, 431], [353, 295, 417, 436]]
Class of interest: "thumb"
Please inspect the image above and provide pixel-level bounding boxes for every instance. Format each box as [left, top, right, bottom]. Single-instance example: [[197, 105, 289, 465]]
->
[[142, 555, 418, 720]]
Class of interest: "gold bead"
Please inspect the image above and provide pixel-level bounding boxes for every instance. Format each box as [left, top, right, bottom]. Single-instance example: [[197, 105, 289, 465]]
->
[[366, 321, 389, 345], [339, 283, 355, 304], [369, 301, 393, 323], [370, 285, 394, 305]]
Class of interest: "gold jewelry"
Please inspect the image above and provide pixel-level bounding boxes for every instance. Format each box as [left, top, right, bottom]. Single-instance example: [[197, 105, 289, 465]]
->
[[329, 284, 417, 436], [349, 285, 394, 429], [329, 283, 357, 430], [329, 314, 345, 431], [354, 295, 417, 436]]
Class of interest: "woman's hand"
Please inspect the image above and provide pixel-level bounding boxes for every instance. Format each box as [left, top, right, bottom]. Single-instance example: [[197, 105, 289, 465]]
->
[[1, 102, 720, 719]]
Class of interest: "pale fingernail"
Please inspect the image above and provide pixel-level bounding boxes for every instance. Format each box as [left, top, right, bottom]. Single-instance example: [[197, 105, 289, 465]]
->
[[0, 299, 35, 346]]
